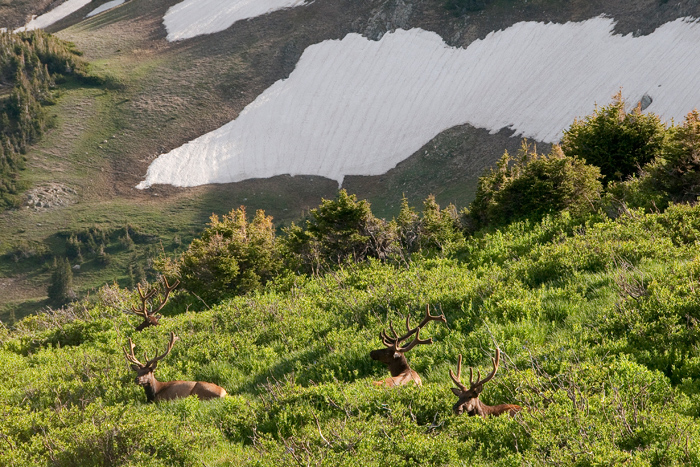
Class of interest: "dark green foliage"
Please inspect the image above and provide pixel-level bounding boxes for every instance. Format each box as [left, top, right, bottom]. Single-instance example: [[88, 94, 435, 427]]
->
[[0, 30, 94, 211], [178, 207, 281, 302], [648, 109, 700, 203], [282, 190, 398, 273], [464, 141, 603, 232], [561, 92, 667, 185], [397, 195, 463, 254], [600, 110, 700, 213], [47, 257, 75, 306]]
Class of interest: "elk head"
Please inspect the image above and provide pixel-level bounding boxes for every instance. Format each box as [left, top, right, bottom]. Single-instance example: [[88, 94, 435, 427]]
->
[[449, 348, 522, 417], [129, 277, 179, 331], [123, 332, 227, 402], [370, 305, 446, 387]]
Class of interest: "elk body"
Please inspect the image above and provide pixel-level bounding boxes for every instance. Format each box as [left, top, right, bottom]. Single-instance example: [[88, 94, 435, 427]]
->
[[370, 305, 446, 387], [129, 277, 180, 331], [450, 348, 522, 417], [123, 332, 227, 402]]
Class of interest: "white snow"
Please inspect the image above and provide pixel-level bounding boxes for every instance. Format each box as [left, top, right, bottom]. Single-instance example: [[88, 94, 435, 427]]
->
[[86, 0, 125, 18], [163, 0, 308, 42], [137, 17, 700, 189], [15, 0, 92, 32]]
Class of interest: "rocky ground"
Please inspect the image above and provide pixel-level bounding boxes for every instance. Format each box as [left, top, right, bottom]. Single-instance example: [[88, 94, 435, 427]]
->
[[24, 183, 78, 211]]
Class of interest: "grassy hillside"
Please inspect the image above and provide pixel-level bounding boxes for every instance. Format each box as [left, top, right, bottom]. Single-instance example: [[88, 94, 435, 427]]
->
[[3, 203, 700, 465], [3, 0, 700, 321]]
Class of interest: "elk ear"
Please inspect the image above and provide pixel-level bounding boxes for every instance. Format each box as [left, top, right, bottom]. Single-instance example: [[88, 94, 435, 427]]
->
[[149, 361, 158, 371], [451, 387, 464, 397], [130, 364, 140, 371]]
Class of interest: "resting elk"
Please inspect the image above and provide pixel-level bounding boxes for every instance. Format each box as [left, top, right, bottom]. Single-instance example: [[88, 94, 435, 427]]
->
[[449, 348, 522, 417], [129, 277, 180, 331], [123, 332, 227, 402], [370, 305, 447, 387]]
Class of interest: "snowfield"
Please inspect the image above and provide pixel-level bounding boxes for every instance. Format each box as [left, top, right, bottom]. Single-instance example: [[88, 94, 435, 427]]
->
[[138, 17, 700, 189], [15, 0, 92, 32], [163, 0, 308, 42], [86, 0, 125, 18]]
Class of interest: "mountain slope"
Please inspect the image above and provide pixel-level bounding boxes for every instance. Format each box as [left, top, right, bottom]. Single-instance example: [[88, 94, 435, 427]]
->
[[2, 0, 700, 316]]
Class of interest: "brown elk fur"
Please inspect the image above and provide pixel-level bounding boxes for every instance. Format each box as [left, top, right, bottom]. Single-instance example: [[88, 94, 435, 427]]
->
[[124, 332, 227, 402], [450, 349, 522, 418], [370, 305, 446, 387]]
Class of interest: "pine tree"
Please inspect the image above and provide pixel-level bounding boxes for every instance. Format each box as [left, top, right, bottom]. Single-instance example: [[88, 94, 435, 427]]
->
[[47, 257, 74, 306]]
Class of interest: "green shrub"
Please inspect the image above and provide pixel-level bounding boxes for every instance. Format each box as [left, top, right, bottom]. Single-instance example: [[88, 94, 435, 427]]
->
[[648, 109, 700, 203], [396, 196, 463, 255], [561, 91, 667, 184], [282, 190, 398, 273], [178, 207, 281, 302], [464, 142, 602, 232]]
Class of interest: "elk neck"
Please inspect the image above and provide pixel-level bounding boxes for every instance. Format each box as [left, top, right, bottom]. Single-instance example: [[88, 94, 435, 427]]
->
[[370, 348, 412, 377], [137, 372, 164, 403]]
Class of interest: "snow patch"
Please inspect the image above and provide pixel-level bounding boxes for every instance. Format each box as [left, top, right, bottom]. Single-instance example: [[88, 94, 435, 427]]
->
[[138, 17, 700, 189], [15, 0, 92, 32], [163, 0, 309, 42], [86, 0, 125, 18]]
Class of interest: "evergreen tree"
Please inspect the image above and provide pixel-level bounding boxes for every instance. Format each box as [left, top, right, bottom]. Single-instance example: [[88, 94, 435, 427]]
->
[[465, 141, 603, 232], [282, 190, 398, 273], [178, 207, 281, 302], [561, 92, 667, 185], [47, 257, 74, 306]]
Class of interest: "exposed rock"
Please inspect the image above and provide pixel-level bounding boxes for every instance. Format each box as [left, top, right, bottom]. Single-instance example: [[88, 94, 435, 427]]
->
[[24, 183, 78, 211], [640, 93, 653, 111], [364, 0, 415, 40]]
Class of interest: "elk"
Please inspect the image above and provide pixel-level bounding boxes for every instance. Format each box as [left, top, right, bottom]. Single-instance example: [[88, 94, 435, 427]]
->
[[370, 305, 447, 387], [129, 277, 180, 331], [449, 348, 522, 417], [123, 332, 227, 402]]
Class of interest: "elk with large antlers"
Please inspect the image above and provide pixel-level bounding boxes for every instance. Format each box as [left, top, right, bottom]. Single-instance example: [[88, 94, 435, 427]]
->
[[129, 277, 180, 331], [370, 305, 447, 387], [449, 348, 522, 417], [123, 332, 227, 402]]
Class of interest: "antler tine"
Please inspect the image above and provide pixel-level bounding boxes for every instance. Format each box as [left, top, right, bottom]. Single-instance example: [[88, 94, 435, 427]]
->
[[122, 337, 144, 367], [450, 354, 468, 391], [130, 283, 157, 317], [396, 326, 433, 353], [392, 304, 447, 344], [471, 348, 500, 388], [380, 329, 395, 347], [380, 320, 401, 348], [146, 332, 179, 368], [150, 277, 181, 315]]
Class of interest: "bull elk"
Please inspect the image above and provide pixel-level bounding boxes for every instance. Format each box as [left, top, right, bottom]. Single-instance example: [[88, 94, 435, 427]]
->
[[123, 332, 227, 402], [449, 348, 522, 417], [129, 277, 180, 331], [370, 305, 447, 387]]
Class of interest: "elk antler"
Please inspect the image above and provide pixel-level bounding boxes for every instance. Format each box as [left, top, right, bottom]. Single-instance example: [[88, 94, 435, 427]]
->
[[123, 332, 179, 370], [449, 354, 468, 391], [130, 277, 180, 331], [123, 337, 145, 368], [145, 331, 179, 369], [380, 305, 446, 353], [451, 348, 501, 392]]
